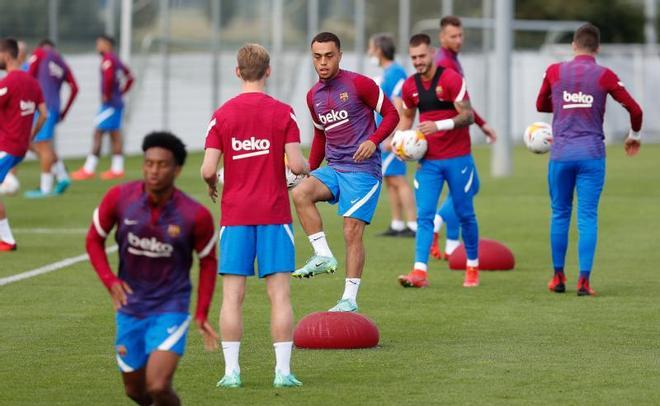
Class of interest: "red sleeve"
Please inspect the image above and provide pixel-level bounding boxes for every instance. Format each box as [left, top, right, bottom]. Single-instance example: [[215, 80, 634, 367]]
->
[[353, 74, 399, 145], [536, 64, 557, 113], [61, 69, 78, 118], [121, 63, 134, 94], [306, 90, 326, 169], [192, 207, 218, 322], [284, 107, 301, 144], [204, 111, 223, 151], [442, 69, 470, 102], [27, 49, 45, 78], [0, 78, 8, 108], [600, 69, 643, 132], [101, 58, 114, 101], [85, 186, 122, 290], [401, 78, 417, 110]]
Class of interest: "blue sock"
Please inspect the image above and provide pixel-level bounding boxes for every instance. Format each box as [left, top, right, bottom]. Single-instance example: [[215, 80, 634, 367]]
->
[[579, 271, 590, 281], [554, 267, 564, 275]]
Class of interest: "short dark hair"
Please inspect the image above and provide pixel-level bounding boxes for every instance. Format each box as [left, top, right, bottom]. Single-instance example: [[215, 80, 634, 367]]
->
[[311, 32, 341, 50], [142, 131, 187, 166], [409, 33, 431, 47], [370, 33, 396, 60], [38, 38, 55, 47], [440, 16, 462, 29], [573, 23, 600, 52], [97, 34, 115, 46], [0, 38, 19, 59]]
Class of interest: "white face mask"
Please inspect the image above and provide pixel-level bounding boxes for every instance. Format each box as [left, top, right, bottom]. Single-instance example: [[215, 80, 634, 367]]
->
[[367, 55, 379, 67]]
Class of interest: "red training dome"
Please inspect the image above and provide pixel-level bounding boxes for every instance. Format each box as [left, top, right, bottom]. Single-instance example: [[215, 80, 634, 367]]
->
[[448, 238, 515, 271], [294, 312, 379, 349]]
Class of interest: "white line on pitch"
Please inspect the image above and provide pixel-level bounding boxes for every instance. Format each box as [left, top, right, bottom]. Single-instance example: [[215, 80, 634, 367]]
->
[[13, 228, 88, 234], [0, 245, 118, 287]]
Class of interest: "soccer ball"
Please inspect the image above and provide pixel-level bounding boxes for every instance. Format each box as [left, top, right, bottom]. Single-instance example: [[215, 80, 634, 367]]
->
[[392, 130, 428, 161], [524, 122, 553, 154], [0, 173, 20, 196], [285, 166, 305, 189]]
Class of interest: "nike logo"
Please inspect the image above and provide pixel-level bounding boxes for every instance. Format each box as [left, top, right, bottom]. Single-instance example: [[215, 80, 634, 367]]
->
[[461, 167, 468, 174], [167, 326, 177, 334], [124, 219, 138, 225], [350, 198, 359, 204]]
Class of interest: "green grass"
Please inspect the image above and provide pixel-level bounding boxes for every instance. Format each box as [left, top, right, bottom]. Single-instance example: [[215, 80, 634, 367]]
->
[[1, 145, 659, 405]]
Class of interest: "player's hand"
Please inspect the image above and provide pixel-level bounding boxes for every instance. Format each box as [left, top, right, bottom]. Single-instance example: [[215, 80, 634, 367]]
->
[[481, 124, 497, 143], [353, 140, 377, 162], [195, 319, 219, 351], [207, 184, 218, 203], [417, 121, 439, 135], [624, 137, 640, 156], [109, 280, 133, 310]]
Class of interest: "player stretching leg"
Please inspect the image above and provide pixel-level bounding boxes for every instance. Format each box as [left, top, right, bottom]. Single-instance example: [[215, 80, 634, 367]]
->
[[396, 34, 479, 288], [86, 132, 219, 405], [367, 33, 417, 237], [0, 38, 46, 251], [25, 39, 78, 198], [292, 32, 399, 312], [73, 35, 134, 181], [202, 44, 308, 388], [430, 16, 496, 260], [536, 23, 642, 296]]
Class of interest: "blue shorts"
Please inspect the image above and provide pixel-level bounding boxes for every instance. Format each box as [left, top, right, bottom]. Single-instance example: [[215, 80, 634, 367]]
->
[[115, 312, 191, 373], [219, 224, 295, 278], [0, 151, 23, 183], [95, 104, 124, 131], [312, 166, 382, 224], [381, 151, 407, 177], [32, 108, 60, 143]]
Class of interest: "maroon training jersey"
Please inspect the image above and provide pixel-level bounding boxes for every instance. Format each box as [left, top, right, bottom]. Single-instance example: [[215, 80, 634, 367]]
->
[[402, 67, 471, 160], [205, 92, 300, 226], [0, 70, 43, 157]]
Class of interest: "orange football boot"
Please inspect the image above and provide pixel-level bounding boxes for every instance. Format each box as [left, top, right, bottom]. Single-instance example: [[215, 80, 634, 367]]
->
[[398, 269, 429, 288], [463, 266, 479, 287]]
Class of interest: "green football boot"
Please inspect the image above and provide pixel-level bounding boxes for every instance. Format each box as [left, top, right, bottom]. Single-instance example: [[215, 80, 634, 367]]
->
[[292, 255, 338, 278]]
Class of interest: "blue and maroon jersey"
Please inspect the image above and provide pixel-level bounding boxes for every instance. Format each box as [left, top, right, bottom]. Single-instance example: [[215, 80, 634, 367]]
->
[[536, 55, 643, 161], [27, 47, 72, 112], [306, 69, 399, 180], [401, 66, 472, 160], [90, 181, 217, 318], [100, 51, 133, 108]]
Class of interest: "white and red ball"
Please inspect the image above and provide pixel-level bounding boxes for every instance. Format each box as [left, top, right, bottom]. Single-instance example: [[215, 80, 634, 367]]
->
[[524, 122, 553, 154], [391, 130, 428, 161]]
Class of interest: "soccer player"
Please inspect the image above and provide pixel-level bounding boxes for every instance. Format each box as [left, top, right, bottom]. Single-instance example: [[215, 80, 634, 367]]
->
[[0, 38, 46, 251], [201, 43, 308, 388], [86, 132, 219, 405], [396, 33, 480, 288], [367, 33, 416, 238], [73, 34, 134, 181], [292, 32, 399, 312], [536, 23, 643, 296], [25, 39, 78, 198], [430, 16, 497, 260]]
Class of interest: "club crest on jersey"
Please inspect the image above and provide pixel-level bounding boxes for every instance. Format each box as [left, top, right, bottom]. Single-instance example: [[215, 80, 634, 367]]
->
[[339, 92, 349, 102], [435, 86, 443, 97], [167, 224, 181, 238]]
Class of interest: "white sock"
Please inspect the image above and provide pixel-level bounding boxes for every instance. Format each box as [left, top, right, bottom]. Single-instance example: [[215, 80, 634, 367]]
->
[[341, 278, 361, 302], [0, 218, 16, 245], [52, 160, 69, 181], [467, 258, 479, 268], [406, 221, 417, 232], [445, 239, 461, 255], [308, 231, 333, 257], [413, 262, 428, 272], [111, 154, 124, 173], [433, 214, 444, 233], [221, 341, 240, 375], [40, 173, 54, 194], [273, 341, 293, 375], [390, 219, 405, 231], [83, 155, 99, 173]]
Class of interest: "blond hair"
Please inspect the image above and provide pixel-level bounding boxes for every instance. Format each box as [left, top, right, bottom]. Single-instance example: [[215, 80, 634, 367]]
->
[[237, 43, 270, 81]]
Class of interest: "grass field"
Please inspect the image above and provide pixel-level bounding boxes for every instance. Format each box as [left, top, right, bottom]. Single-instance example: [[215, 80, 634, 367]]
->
[[1, 145, 659, 405]]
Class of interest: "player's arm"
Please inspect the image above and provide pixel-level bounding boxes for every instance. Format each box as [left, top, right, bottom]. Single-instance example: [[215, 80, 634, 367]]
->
[[59, 69, 79, 121], [31, 102, 47, 140], [284, 109, 308, 175], [472, 109, 497, 143], [192, 207, 220, 351], [536, 65, 556, 113], [418, 73, 473, 135], [121, 64, 134, 95], [354, 75, 399, 162], [85, 186, 133, 310], [398, 80, 417, 131], [26, 49, 44, 78], [101, 59, 113, 103], [306, 91, 326, 170], [601, 69, 643, 156], [201, 115, 223, 202]]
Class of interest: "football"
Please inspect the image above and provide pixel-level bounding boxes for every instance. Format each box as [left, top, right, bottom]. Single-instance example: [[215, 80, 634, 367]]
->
[[0, 174, 20, 196], [392, 129, 428, 161], [286, 166, 305, 189], [524, 122, 553, 154]]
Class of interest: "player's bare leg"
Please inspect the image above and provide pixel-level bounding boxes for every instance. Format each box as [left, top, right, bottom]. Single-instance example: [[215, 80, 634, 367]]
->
[[392, 176, 417, 236], [72, 130, 104, 180], [381, 176, 404, 236], [292, 177, 338, 278], [101, 130, 125, 180], [25, 141, 56, 196], [217, 275, 246, 388], [145, 351, 180, 405], [328, 217, 366, 312], [121, 369, 152, 406]]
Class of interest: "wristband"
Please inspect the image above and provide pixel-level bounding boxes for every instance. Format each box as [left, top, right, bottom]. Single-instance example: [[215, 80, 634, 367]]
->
[[434, 119, 455, 131], [627, 129, 641, 141]]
